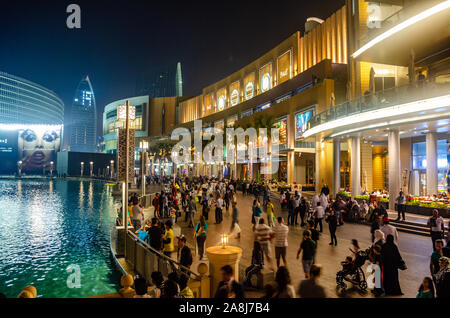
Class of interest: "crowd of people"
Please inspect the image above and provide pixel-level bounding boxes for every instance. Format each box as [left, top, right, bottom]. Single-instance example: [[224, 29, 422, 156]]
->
[[119, 175, 450, 299]]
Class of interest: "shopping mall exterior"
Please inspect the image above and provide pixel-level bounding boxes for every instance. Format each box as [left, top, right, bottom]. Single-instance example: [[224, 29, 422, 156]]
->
[[103, 0, 450, 210], [0, 71, 64, 174]]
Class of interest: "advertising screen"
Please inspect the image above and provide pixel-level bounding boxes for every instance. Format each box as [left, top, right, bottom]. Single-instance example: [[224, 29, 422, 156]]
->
[[0, 125, 62, 174], [259, 62, 273, 93], [277, 49, 292, 85], [243, 72, 255, 101], [295, 109, 314, 139], [229, 81, 240, 107], [273, 117, 287, 146], [216, 87, 227, 111]]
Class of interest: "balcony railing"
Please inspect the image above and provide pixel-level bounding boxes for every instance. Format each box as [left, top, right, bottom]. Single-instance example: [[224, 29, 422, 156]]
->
[[307, 82, 450, 131]]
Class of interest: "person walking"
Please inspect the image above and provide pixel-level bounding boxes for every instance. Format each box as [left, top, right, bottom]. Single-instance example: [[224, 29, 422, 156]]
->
[[215, 195, 224, 224], [252, 200, 263, 230], [147, 217, 163, 251], [296, 230, 316, 278], [163, 220, 175, 259], [194, 216, 207, 260], [435, 256, 450, 298], [244, 241, 264, 288], [273, 217, 289, 269], [299, 198, 308, 227], [395, 191, 406, 221], [254, 218, 275, 271], [298, 264, 326, 298], [266, 199, 275, 227], [230, 200, 241, 239], [177, 235, 193, 272], [381, 234, 406, 296], [380, 217, 399, 245], [427, 209, 445, 250], [272, 266, 296, 298], [188, 195, 197, 228], [201, 194, 209, 221], [326, 209, 338, 246], [314, 202, 325, 233]]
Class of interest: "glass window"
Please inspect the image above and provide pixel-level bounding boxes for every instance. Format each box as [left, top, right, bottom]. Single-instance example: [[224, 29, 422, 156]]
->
[[412, 140, 448, 170]]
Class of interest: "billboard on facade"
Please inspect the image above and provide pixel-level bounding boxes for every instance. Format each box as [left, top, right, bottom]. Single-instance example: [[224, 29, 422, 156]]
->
[[259, 62, 273, 93], [273, 117, 287, 146], [0, 125, 62, 174], [243, 73, 255, 101], [216, 87, 227, 112], [229, 81, 240, 107], [295, 109, 314, 140], [277, 49, 292, 85], [204, 94, 214, 116]]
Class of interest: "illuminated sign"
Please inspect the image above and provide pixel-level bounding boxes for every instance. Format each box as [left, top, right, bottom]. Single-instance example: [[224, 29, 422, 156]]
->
[[277, 49, 292, 85], [204, 94, 213, 115], [229, 81, 240, 106], [217, 87, 227, 111], [273, 117, 287, 145], [117, 104, 136, 121], [259, 62, 273, 93], [295, 109, 314, 139], [244, 73, 255, 101]]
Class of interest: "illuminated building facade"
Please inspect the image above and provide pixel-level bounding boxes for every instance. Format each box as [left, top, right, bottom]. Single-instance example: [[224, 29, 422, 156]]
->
[[68, 75, 97, 153], [0, 71, 64, 174]]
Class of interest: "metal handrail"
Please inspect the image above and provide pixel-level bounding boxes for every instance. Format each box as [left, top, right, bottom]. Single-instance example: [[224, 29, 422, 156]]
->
[[307, 82, 450, 130], [127, 230, 201, 279]]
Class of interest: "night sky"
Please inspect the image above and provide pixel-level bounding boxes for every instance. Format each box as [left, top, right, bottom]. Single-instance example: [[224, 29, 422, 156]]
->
[[0, 0, 344, 134]]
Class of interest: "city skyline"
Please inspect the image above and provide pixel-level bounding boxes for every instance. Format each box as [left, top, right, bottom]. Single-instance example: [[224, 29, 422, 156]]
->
[[0, 0, 344, 135]]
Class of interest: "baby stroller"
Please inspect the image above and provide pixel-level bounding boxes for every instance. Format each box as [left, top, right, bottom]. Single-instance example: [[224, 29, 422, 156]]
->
[[336, 249, 369, 292]]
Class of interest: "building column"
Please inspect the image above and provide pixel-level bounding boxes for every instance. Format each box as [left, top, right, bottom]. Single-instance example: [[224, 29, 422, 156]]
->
[[350, 136, 361, 199], [388, 129, 401, 210], [426, 131, 438, 195], [287, 113, 295, 184], [333, 138, 341, 197]]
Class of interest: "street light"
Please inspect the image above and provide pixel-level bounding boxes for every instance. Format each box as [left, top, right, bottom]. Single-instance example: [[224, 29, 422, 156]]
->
[[80, 162, 84, 177], [89, 161, 94, 177], [17, 160, 22, 176], [50, 161, 54, 177], [110, 160, 114, 179]]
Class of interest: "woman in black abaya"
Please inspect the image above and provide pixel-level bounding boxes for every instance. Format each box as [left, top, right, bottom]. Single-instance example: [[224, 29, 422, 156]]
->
[[381, 234, 405, 296]]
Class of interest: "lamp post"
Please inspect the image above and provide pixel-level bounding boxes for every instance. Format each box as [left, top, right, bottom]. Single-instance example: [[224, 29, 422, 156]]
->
[[106, 166, 110, 178], [50, 161, 54, 177], [117, 100, 135, 234], [89, 161, 94, 177], [248, 141, 253, 181], [80, 162, 84, 177], [17, 160, 22, 176], [110, 160, 114, 179]]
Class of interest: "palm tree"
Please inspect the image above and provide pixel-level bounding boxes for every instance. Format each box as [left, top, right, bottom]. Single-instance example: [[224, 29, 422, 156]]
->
[[149, 142, 174, 177]]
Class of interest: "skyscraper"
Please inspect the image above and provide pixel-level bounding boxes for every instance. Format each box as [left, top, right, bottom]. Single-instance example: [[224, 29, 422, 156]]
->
[[176, 62, 183, 97], [68, 75, 97, 153]]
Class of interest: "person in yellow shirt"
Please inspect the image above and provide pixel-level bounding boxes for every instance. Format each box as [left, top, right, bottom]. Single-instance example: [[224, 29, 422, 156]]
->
[[266, 199, 275, 227], [163, 220, 175, 259]]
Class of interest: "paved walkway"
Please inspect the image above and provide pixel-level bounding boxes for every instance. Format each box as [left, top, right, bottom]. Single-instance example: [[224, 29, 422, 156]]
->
[[177, 191, 434, 298]]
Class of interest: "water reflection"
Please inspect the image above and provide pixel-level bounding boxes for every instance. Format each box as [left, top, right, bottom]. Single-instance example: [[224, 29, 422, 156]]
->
[[0, 179, 120, 298]]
